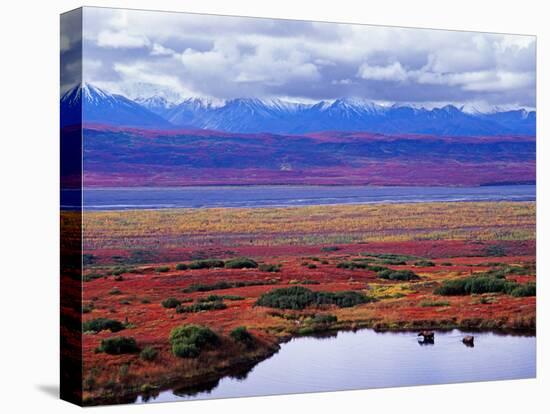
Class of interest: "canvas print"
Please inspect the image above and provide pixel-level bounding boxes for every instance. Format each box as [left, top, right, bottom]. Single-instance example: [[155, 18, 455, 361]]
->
[[60, 7, 536, 406]]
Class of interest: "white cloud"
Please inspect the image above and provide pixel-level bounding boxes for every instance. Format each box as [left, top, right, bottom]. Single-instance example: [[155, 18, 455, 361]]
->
[[81, 7, 536, 108], [96, 30, 150, 48], [357, 62, 408, 82]]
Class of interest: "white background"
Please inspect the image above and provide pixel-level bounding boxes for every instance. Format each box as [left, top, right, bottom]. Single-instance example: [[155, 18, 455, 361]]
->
[[0, 0, 547, 412]]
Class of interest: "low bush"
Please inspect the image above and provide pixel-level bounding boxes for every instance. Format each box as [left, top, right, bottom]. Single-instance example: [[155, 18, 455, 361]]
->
[[256, 286, 373, 310], [83, 273, 102, 282], [156, 266, 170, 273], [434, 276, 535, 297], [108, 288, 122, 295], [307, 264, 317, 269], [140, 346, 158, 362], [183, 280, 276, 293], [362, 253, 420, 262], [230, 326, 254, 346], [259, 264, 281, 272], [98, 336, 139, 354], [321, 246, 340, 252], [188, 259, 225, 270], [510, 283, 536, 297], [419, 300, 450, 307], [221, 295, 245, 301], [170, 324, 219, 358], [175, 263, 188, 271], [83, 318, 125, 333], [377, 269, 420, 281], [161, 297, 181, 309], [312, 314, 338, 324], [414, 260, 436, 267], [224, 257, 258, 269], [379, 259, 407, 265], [176, 301, 227, 313], [484, 245, 507, 257]]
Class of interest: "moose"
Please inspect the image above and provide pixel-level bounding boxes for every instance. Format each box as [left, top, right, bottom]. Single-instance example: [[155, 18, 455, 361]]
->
[[417, 330, 435, 345], [462, 335, 475, 347]]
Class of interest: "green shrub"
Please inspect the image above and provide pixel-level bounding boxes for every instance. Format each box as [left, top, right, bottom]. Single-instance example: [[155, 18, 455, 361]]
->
[[224, 257, 258, 269], [108, 288, 122, 295], [441, 262, 453, 266], [377, 269, 420, 281], [221, 295, 245, 301], [307, 264, 317, 269], [169, 324, 219, 358], [83, 273, 102, 282], [82, 303, 94, 314], [176, 300, 227, 313], [161, 297, 181, 309], [362, 253, 419, 262], [230, 326, 254, 345], [379, 259, 407, 265], [510, 283, 536, 297], [140, 346, 158, 362], [98, 336, 139, 354], [321, 246, 340, 252], [312, 314, 337, 324], [419, 300, 450, 307], [485, 245, 507, 257], [259, 264, 281, 272], [414, 260, 436, 267], [183, 280, 276, 293], [83, 318, 125, 333], [434, 276, 534, 296], [188, 259, 225, 269], [156, 266, 170, 273], [175, 263, 188, 271], [256, 286, 373, 310]]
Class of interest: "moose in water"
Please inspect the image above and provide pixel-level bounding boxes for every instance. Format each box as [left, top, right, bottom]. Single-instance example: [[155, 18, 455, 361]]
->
[[417, 330, 435, 345], [462, 335, 475, 347]]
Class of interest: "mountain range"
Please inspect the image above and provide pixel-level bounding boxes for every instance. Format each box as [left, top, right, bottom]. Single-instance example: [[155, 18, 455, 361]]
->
[[61, 83, 536, 136]]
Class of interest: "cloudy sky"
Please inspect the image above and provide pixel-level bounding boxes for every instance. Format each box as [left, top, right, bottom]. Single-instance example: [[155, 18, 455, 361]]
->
[[71, 7, 535, 110]]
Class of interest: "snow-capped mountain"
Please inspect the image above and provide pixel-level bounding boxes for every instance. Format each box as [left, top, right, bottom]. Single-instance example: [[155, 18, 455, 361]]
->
[[134, 96, 176, 116], [61, 83, 172, 128], [61, 83, 536, 136]]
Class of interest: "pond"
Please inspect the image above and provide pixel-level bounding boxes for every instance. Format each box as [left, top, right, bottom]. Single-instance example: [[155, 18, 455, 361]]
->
[[136, 329, 535, 403]]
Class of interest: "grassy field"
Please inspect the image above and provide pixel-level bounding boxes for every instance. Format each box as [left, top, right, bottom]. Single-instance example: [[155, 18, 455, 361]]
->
[[82, 202, 535, 251]]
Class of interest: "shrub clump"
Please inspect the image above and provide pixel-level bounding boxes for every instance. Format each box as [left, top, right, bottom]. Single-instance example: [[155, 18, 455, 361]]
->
[[414, 260, 436, 267], [83, 318, 125, 333], [230, 326, 254, 346], [509, 283, 536, 297], [161, 297, 182, 309], [259, 264, 281, 272], [140, 346, 158, 362], [224, 257, 258, 269], [156, 266, 170, 273], [169, 324, 219, 358], [312, 314, 338, 324], [98, 336, 139, 354], [175, 263, 188, 271], [434, 276, 535, 297], [188, 259, 225, 269], [419, 300, 450, 307], [176, 300, 227, 313], [377, 269, 420, 281], [183, 280, 276, 293], [256, 286, 373, 310]]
